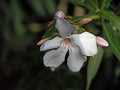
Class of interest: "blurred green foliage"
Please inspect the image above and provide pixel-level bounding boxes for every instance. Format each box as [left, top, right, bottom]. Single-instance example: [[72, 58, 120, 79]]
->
[[0, 0, 120, 90]]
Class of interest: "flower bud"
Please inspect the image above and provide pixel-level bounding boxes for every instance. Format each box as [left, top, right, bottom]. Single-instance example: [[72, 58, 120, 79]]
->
[[37, 38, 48, 46], [66, 15, 72, 19], [80, 18, 92, 25], [96, 36, 109, 47], [47, 22, 52, 27], [55, 11, 65, 19]]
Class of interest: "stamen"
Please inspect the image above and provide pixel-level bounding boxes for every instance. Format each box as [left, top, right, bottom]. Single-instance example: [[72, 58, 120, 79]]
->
[[62, 38, 71, 46]]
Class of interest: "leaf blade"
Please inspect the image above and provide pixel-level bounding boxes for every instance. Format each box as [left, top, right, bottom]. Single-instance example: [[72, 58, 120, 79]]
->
[[102, 21, 120, 61], [86, 47, 104, 90], [101, 10, 120, 31], [101, 0, 112, 9]]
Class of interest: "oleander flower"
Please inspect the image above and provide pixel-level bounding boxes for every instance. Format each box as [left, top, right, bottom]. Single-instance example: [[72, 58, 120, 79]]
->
[[40, 32, 97, 72], [39, 11, 109, 72]]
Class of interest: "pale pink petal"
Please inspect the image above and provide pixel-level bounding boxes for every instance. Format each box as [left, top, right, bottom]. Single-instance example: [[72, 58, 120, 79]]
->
[[43, 46, 68, 68], [40, 37, 62, 51], [67, 46, 87, 72], [55, 18, 77, 37], [72, 32, 97, 56]]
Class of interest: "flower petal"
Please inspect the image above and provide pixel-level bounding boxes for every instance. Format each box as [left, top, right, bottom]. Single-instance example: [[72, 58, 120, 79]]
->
[[43, 46, 68, 68], [55, 18, 77, 37], [40, 37, 62, 51], [67, 46, 87, 72], [72, 32, 97, 56]]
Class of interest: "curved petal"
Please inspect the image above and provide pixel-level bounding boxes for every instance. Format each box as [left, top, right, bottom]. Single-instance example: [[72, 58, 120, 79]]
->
[[72, 32, 97, 56], [67, 46, 87, 72], [43, 46, 68, 68], [55, 18, 77, 37], [40, 37, 62, 51]]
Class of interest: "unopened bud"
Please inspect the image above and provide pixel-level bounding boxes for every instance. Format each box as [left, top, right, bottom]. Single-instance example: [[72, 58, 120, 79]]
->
[[80, 18, 92, 25], [55, 11, 65, 19], [47, 20, 55, 27], [37, 38, 48, 46], [96, 36, 109, 47], [66, 15, 72, 19], [47, 22, 52, 27]]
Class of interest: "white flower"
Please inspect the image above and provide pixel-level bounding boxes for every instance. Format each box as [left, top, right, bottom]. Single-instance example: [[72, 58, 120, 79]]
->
[[40, 32, 97, 72], [39, 11, 108, 72]]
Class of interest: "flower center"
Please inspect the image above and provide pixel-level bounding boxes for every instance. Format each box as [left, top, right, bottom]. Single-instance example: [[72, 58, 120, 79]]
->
[[62, 38, 71, 46]]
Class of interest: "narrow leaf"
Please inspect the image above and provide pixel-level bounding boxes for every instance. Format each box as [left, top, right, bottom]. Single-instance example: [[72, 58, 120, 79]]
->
[[42, 26, 57, 38], [11, 0, 24, 36], [86, 47, 104, 90], [101, 0, 112, 9], [28, 0, 46, 17], [101, 10, 120, 31], [102, 21, 120, 61], [45, 0, 56, 15], [70, 0, 99, 12], [72, 14, 100, 22]]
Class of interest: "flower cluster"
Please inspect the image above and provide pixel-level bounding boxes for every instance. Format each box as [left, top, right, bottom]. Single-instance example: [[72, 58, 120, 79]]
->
[[37, 11, 109, 72]]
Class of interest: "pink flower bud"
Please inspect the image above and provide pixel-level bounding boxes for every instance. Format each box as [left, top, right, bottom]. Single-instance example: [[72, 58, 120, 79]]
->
[[66, 15, 72, 19], [80, 18, 92, 25], [47, 22, 52, 27], [55, 11, 65, 19], [37, 38, 48, 46], [96, 36, 109, 47]]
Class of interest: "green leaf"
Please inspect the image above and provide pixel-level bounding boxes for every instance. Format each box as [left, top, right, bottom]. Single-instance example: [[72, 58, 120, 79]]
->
[[86, 47, 104, 90], [45, 0, 56, 15], [27, 0, 46, 17], [70, 0, 99, 12], [85, 24, 100, 35], [101, 0, 112, 9], [102, 21, 120, 61], [101, 10, 120, 31], [11, 0, 24, 36], [69, 0, 84, 5], [72, 14, 100, 22], [42, 26, 57, 38]]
